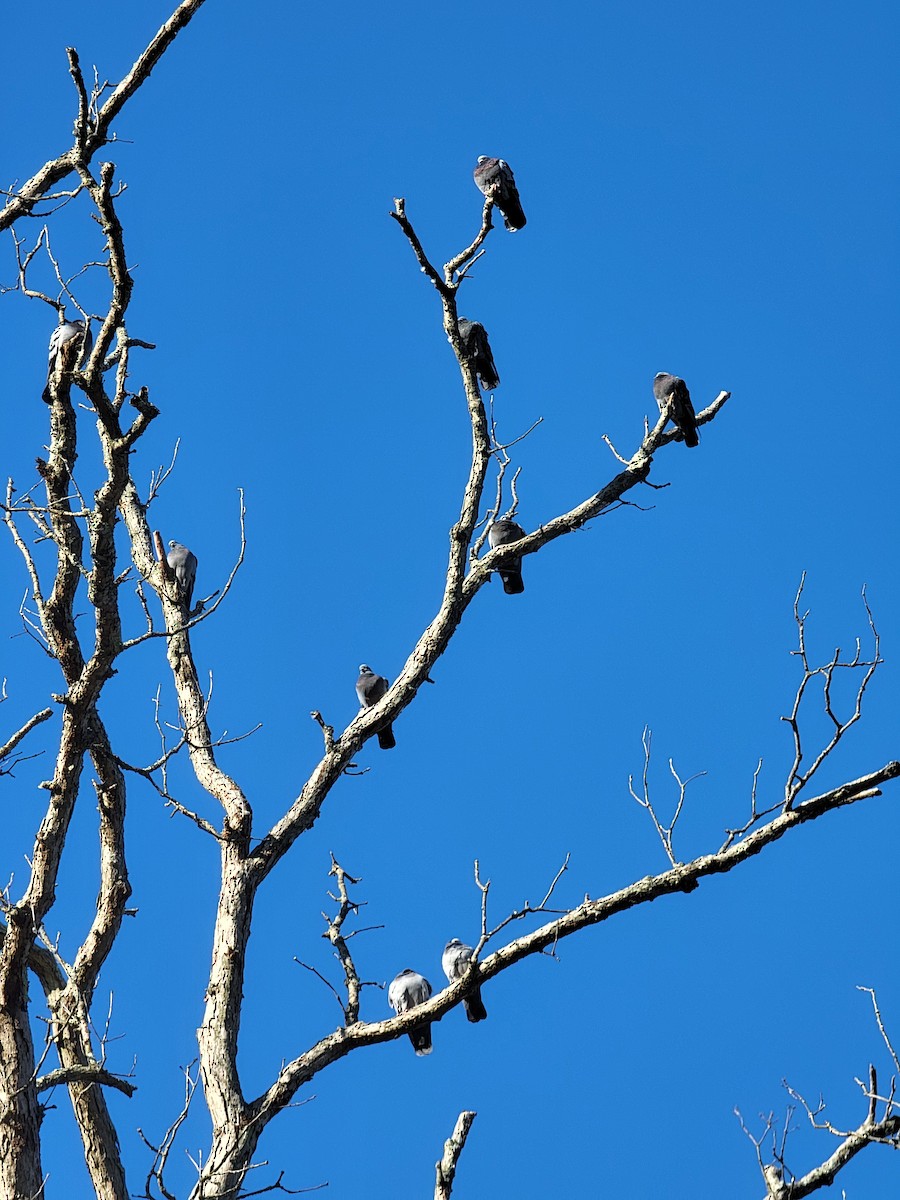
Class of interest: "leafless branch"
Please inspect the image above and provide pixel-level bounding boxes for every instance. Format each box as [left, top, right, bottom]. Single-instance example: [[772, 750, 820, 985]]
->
[[720, 758, 781, 850], [321, 855, 369, 1025], [0, 707, 53, 769], [444, 196, 495, 281], [310, 711, 335, 755], [782, 577, 881, 809], [1, 1, 211, 233], [390, 199, 450, 297], [35, 1064, 136, 1098], [138, 1061, 199, 1200], [238, 1171, 328, 1196], [739, 989, 900, 1198], [628, 727, 705, 868], [857, 987, 900, 1077], [121, 492, 246, 648], [434, 1110, 477, 1200], [602, 432, 631, 465]]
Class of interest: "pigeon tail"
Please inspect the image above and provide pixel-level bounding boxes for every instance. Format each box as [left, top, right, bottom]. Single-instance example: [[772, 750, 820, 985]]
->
[[377, 724, 396, 751], [464, 989, 488, 1023], [478, 362, 500, 392], [500, 569, 525, 595], [500, 200, 526, 232], [409, 1025, 432, 1055], [682, 423, 700, 448]]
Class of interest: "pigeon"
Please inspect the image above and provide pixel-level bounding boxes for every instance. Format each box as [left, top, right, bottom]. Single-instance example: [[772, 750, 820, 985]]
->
[[473, 157, 526, 231], [43, 316, 93, 402], [356, 664, 396, 749], [442, 939, 487, 1022], [652, 372, 699, 448], [166, 540, 198, 610], [487, 518, 526, 595], [388, 968, 433, 1055], [457, 318, 500, 392]]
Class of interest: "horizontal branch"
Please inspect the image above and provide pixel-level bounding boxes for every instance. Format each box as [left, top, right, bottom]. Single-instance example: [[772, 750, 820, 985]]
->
[[36, 1064, 136, 1099], [250, 761, 899, 1116]]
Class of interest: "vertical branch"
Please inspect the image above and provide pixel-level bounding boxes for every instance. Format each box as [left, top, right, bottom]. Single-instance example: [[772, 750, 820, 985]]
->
[[782, 581, 882, 809], [324, 856, 364, 1025], [434, 1111, 477, 1200]]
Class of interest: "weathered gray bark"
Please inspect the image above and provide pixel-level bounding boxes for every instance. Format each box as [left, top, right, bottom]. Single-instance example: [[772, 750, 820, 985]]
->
[[1, 6, 899, 1199]]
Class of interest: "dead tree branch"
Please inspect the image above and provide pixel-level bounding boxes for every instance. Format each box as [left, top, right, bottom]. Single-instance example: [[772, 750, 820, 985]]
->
[[434, 1111, 477, 1200], [0, 707, 53, 770], [0, 1, 210, 233], [782, 576, 881, 810]]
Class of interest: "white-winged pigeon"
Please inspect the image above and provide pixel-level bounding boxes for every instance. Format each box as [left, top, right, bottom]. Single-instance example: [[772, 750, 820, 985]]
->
[[488, 518, 526, 595], [457, 318, 500, 393], [473, 157, 526, 231], [43, 316, 93, 402], [356, 664, 396, 749], [442, 938, 487, 1023], [653, 372, 699, 448], [167, 540, 198, 610], [388, 968, 433, 1055]]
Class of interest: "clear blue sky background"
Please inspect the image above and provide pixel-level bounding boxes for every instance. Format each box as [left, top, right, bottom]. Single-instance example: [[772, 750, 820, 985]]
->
[[2, 1, 899, 1197]]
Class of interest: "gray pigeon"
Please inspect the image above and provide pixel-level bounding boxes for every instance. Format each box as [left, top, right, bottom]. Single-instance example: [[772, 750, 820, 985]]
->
[[442, 939, 487, 1023], [43, 316, 93, 402], [356, 664, 396, 749], [652, 372, 699, 448], [388, 968, 433, 1055], [487, 518, 526, 595], [473, 157, 526, 231], [457, 318, 500, 392], [166, 540, 198, 610]]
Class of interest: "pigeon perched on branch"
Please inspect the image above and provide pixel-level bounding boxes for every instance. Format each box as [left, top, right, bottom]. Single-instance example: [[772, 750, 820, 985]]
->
[[43, 316, 93, 402], [488, 519, 527, 595], [167, 540, 198, 610], [457, 318, 500, 392], [473, 157, 526, 231], [442, 939, 487, 1022], [355, 664, 396, 749], [388, 968, 433, 1055], [653, 372, 699, 448]]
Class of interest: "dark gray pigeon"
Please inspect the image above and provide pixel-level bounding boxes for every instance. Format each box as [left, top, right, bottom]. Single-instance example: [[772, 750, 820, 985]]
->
[[43, 316, 93, 402], [457, 318, 500, 393], [356, 664, 396, 749], [653, 372, 699, 448], [487, 518, 526, 595], [388, 968, 433, 1055], [442, 939, 487, 1023], [473, 157, 526, 231], [167, 540, 198, 610]]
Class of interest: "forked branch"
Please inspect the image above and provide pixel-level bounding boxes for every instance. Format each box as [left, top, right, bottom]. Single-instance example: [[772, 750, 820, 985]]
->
[[739, 988, 900, 1198], [782, 576, 881, 809]]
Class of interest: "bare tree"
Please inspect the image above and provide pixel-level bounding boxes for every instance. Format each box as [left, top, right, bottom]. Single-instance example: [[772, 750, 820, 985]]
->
[[1, 6, 898, 1199]]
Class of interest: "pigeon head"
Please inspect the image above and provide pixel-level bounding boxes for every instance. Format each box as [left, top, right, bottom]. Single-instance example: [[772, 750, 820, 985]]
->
[[444, 938, 463, 952], [476, 155, 489, 164]]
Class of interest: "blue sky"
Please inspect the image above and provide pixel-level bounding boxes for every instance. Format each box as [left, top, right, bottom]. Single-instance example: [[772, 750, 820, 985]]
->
[[1, 1, 899, 1196]]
